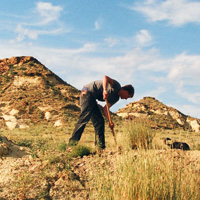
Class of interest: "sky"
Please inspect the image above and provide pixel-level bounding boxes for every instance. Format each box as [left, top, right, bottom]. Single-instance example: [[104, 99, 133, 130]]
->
[[0, 0, 200, 118]]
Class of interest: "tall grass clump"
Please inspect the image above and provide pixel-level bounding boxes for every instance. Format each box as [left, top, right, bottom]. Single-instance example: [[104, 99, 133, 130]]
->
[[120, 120, 155, 150], [89, 150, 200, 200]]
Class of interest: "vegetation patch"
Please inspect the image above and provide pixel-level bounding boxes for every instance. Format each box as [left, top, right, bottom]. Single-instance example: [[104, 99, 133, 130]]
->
[[58, 142, 67, 152], [0, 121, 199, 199], [71, 145, 92, 158], [16, 139, 33, 148], [125, 120, 155, 149]]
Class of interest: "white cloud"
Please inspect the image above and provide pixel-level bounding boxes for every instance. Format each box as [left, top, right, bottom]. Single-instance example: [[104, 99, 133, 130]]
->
[[145, 86, 167, 97], [11, 2, 65, 42], [94, 17, 103, 30], [131, 0, 200, 26], [109, 47, 168, 73], [135, 30, 152, 46], [104, 37, 119, 47], [15, 24, 64, 41], [36, 2, 63, 25], [165, 53, 200, 106], [176, 104, 200, 118], [178, 87, 200, 105], [167, 53, 200, 85]]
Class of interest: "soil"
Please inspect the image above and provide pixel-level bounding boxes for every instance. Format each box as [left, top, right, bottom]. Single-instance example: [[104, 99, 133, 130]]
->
[[0, 136, 199, 199]]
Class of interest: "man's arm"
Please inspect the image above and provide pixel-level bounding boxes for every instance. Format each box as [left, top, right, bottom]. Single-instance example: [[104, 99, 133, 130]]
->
[[102, 75, 115, 129], [103, 102, 111, 120], [103, 75, 114, 100]]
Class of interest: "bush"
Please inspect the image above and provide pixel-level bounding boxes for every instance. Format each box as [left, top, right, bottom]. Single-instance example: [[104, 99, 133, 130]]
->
[[16, 139, 33, 148], [58, 142, 67, 152], [71, 145, 92, 158]]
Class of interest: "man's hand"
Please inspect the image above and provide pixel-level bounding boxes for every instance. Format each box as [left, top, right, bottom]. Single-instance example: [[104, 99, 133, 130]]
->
[[109, 122, 114, 130]]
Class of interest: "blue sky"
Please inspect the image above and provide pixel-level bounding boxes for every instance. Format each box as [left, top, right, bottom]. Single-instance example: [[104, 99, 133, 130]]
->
[[0, 0, 200, 118]]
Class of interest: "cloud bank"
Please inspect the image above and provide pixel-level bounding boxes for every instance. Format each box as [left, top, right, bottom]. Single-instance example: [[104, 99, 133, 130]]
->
[[13, 2, 65, 42], [131, 0, 200, 26]]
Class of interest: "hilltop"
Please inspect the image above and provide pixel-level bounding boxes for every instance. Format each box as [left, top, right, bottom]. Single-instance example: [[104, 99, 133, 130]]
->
[[117, 97, 200, 132], [0, 56, 80, 130]]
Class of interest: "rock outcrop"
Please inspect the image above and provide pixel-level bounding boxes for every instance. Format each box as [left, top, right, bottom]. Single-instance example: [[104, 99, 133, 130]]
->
[[0, 56, 80, 130], [117, 97, 200, 132]]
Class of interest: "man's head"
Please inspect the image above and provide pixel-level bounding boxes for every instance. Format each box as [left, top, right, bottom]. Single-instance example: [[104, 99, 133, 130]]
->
[[118, 84, 134, 99]]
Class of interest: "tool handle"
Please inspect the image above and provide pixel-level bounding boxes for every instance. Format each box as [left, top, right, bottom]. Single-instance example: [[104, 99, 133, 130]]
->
[[105, 99, 117, 145], [105, 99, 112, 124]]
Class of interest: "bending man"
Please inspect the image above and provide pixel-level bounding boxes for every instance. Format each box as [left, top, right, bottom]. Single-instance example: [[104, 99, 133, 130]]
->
[[68, 75, 134, 149]]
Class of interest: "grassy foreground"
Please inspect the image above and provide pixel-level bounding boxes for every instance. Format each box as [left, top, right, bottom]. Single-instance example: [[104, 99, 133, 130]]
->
[[0, 120, 199, 199], [89, 149, 200, 200], [88, 121, 200, 200]]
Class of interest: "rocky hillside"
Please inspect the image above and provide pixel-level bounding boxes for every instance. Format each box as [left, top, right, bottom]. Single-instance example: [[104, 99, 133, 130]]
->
[[116, 97, 200, 132], [0, 56, 80, 130]]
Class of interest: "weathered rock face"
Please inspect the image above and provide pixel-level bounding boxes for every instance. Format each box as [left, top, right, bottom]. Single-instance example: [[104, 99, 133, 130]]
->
[[117, 97, 200, 132], [0, 56, 80, 130], [186, 117, 200, 132]]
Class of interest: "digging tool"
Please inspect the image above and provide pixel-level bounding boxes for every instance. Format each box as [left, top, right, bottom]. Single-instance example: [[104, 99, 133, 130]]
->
[[105, 99, 117, 146]]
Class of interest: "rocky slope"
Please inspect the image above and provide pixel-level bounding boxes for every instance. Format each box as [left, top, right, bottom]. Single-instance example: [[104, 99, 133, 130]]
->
[[116, 97, 200, 132], [0, 56, 80, 130]]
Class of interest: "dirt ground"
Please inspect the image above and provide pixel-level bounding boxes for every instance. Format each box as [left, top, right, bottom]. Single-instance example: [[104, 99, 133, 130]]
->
[[0, 135, 199, 200]]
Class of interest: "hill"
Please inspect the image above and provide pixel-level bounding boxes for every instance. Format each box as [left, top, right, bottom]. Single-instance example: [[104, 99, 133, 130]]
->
[[0, 56, 199, 133], [0, 56, 80, 130], [116, 96, 200, 132]]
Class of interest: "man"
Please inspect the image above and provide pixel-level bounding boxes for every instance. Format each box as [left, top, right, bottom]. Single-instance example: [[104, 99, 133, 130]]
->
[[68, 75, 134, 149]]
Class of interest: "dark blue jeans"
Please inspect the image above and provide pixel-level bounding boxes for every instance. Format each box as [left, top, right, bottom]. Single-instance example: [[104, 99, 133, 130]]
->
[[68, 92, 105, 149]]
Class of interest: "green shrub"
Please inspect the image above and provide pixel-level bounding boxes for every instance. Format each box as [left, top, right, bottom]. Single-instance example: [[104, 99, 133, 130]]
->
[[58, 142, 67, 152], [71, 145, 91, 158], [16, 139, 33, 148]]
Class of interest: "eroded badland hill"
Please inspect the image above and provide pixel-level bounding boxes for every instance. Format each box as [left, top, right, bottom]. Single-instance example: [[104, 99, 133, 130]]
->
[[0, 56, 80, 130], [117, 96, 200, 133]]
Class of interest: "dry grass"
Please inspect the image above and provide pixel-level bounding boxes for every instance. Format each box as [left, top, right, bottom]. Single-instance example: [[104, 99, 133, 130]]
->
[[88, 122, 200, 200], [89, 149, 200, 200], [0, 120, 199, 199]]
